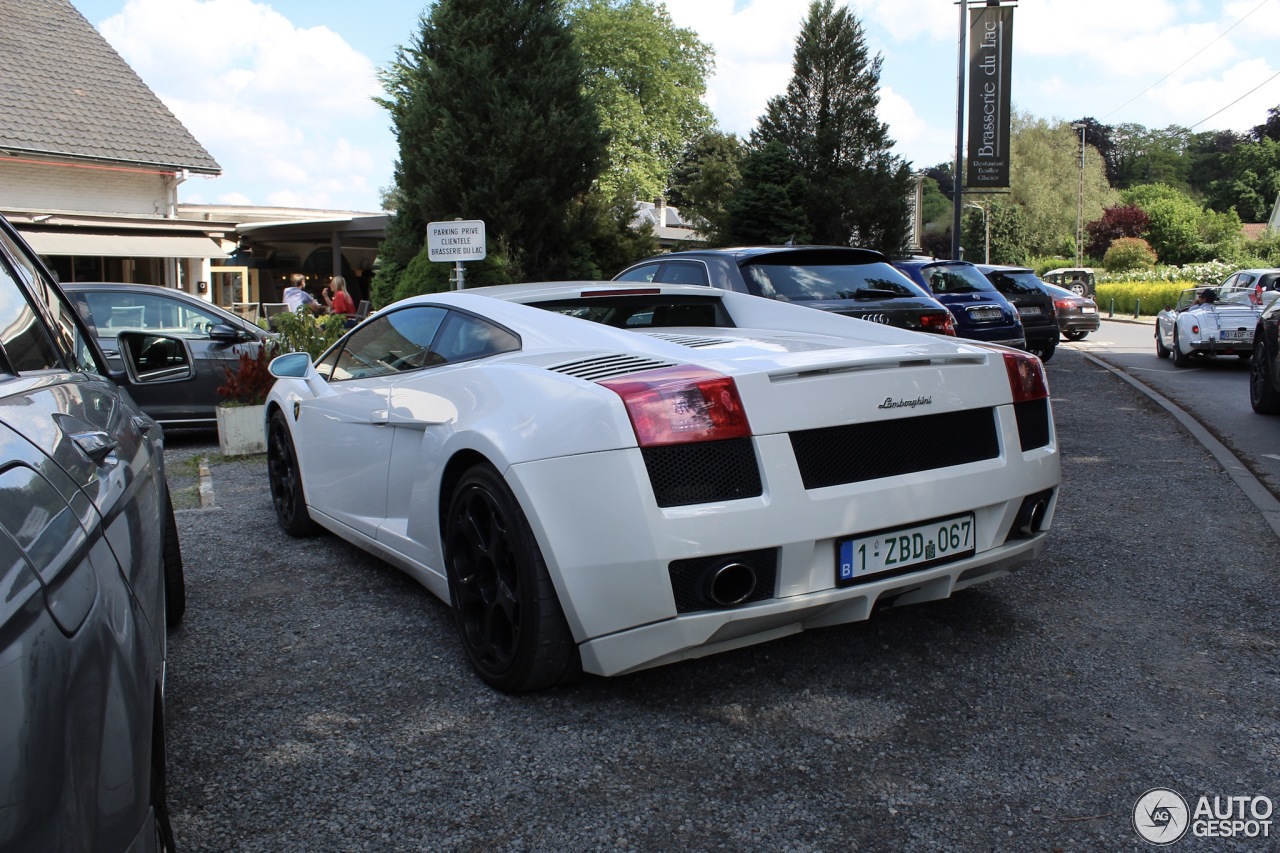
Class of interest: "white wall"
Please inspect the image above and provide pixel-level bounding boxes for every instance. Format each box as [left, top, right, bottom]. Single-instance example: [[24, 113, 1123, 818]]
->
[[0, 158, 168, 215]]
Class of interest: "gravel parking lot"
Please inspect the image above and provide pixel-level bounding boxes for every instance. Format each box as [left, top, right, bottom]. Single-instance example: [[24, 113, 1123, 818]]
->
[[163, 349, 1279, 851]]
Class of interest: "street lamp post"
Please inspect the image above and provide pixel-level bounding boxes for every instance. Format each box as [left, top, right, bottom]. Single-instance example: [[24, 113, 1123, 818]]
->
[[964, 202, 989, 264], [1071, 122, 1086, 267]]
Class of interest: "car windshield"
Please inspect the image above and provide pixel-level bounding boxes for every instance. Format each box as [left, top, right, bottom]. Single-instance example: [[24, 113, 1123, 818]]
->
[[923, 264, 997, 295], [531, 295, 732, 328], [740, 261, 921, 302], [984, 269, 1044, 296]]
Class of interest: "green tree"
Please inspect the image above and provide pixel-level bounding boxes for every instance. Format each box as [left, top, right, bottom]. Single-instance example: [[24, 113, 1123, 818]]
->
[[567, 0, 714, 204], [1205, 136, 1280, 221], [750, 0, 911, 253], [1123, 183, 1204, 265], [377, 0, 607, 289], [961, 198, 1028, 265], [1007, 112, 1117, 258], [724, 141, 809, 246], [667, 130, 743, 246], [1108, 123, 1193, 190]]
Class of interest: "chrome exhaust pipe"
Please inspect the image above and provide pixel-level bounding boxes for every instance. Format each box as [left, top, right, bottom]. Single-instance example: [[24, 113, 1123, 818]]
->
[[1021, 499, 1047, 535], [707, 561, 757, 607]]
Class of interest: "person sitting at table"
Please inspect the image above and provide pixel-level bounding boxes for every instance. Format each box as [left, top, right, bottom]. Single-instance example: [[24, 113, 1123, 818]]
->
[[283, 273, 326, 315]]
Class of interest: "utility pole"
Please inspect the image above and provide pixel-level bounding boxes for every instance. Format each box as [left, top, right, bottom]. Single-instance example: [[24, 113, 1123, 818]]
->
[[1072, 122, 1086, 267]]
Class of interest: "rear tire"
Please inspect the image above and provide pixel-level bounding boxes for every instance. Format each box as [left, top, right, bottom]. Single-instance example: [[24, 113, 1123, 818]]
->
[[1038, 339, 1056, 363], [1172, 329, 1191, 367], [1155, 331, 1170, 359], [267, 410, 321, 537], [1251, 336, 1280, 414], [1063, 330, 1088, 341], [444, 464, 579, 693], [162, 487, 185, 629]]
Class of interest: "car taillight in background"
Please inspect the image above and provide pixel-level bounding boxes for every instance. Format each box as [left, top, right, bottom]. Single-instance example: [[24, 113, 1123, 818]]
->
[[1053, 298, 1075, 313], [921, 311, 957, 336], [600, 366, 752, 447], [1002, 351, 1049, 403]]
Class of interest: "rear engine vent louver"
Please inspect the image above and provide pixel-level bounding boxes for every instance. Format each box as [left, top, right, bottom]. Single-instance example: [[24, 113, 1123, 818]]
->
[[547, 354, 674, 381], [643, 333, 737, 349]]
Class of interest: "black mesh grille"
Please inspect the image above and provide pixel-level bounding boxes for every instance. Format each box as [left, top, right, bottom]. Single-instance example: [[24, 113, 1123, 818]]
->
[[1015, 399, 1051, 450], [790, 408, 999, 490], [642, 438, 762, 507], [669, 549, 778, 613]]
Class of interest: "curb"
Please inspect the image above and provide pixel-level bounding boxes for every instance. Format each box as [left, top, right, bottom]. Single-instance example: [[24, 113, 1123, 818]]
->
[[1081, 351, 1280, 541]]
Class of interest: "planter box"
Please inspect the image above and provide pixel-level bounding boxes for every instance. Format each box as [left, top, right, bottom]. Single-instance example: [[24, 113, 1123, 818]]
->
[[216, 403, 267, 456]]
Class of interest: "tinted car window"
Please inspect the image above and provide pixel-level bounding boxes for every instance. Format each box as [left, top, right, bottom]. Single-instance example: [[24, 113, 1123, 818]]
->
[[330, 306, 448, 381], [985, 269, 1045, 295], [430, 311, 520, 363], [616, 264, 660, 283], [741, 261, 922, 301], [0, 255, 61, 373], [533, 295, 731, 328], [924, 264, 998, 295], [656, 262, 709, 286], [79, 290, 228, 338]]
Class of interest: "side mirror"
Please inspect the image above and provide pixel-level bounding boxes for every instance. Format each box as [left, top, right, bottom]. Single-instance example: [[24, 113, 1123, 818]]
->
[[116, 332, 195, 384], [269, 351, 312, 378], [208, 323, 248, 342]]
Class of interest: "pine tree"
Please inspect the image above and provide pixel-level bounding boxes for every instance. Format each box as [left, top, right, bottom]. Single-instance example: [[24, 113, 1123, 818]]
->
[[750, 0, 911, 254], [377, 0, 606, 288]]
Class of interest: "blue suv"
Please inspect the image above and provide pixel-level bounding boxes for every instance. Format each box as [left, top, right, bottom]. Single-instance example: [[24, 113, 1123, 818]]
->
[[892, 258, 1025, 349]]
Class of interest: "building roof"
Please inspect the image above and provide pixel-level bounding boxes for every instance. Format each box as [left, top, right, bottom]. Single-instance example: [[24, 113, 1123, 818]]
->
[[0, 0, 220, 174]]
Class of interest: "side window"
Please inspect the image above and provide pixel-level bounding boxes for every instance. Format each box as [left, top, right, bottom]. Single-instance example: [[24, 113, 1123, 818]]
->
[[82, 291, 222, 338], [656, 262, 709, 286], [616, 263, 660, 283], [0, 230, 88, 371], [331, 306, 448, 381], [0, 256, 61, 374], [428, 311, 520, 363]]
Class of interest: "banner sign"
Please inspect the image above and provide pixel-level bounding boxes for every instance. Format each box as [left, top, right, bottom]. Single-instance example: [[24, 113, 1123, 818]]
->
[[966, 5, 1014, 189]]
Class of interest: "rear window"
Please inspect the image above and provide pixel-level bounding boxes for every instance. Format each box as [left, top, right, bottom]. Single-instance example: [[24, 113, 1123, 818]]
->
[[740, 260, 923, 301], [984, 270, 1044, 296], [532, 295, 732, 329], [923, 264, 998, 295]]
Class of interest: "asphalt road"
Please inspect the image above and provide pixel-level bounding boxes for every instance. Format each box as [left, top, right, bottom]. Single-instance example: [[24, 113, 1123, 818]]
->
[[161, 348, 1279, 852], [1065, 318, 1280, 498]]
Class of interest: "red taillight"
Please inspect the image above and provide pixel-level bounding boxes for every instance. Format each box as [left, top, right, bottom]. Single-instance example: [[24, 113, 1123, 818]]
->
[[1191, 324, 1200, 334], [1002, 352, 1049, 403], [1053, 298, 1074, 312], [920, 311, 957, 336], [600, 366, 752, 447]]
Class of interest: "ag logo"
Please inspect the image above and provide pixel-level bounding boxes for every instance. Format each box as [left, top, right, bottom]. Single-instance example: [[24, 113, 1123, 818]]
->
[[1134, 788, 1190, 845]]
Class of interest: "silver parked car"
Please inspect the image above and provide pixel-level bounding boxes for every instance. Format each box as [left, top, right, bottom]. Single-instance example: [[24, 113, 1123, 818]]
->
[[65, 282, 273, 428], [0, 214, 189, 851]]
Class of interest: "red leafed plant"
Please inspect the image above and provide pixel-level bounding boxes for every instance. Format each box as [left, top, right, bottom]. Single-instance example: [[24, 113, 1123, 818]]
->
[[217, 346, 278, 406]]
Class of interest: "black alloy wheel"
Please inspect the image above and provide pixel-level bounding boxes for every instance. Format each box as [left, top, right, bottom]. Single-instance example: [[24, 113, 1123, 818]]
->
[[1063, 330, 1088, 341], [161, 487, 186, 628], [1251, 336, 1280, 414], [267, 410, 320, 536], [444, 464, 579, 693]]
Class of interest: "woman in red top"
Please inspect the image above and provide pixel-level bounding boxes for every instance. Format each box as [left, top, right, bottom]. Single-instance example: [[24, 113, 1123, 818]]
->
[[325, 275, 356, 317]]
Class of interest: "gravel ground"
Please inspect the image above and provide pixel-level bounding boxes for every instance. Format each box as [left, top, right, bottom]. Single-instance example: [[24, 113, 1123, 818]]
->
[[161, 349, 1280, 852]]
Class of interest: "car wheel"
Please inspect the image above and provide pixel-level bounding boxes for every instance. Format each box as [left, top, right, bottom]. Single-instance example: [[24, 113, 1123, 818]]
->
[[1070, 283, 1086, 296], [1063, 330, 1088, 341], [1250, 336, 1280, 414], [151, 713, 176, 852], [1172, 329, 1191, 367], [162, 487, 185, 628], [1155, 331, 1170, 359], [444, 464, 579, 693], [267, 410, 320, 537], [1039, 340, 1056, 363]]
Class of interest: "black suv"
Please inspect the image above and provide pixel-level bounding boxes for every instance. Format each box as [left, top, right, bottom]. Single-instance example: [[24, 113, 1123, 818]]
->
[[976, 264, 1061, 362], [0, 213, 194, 850], [615, 246, 957, 336]]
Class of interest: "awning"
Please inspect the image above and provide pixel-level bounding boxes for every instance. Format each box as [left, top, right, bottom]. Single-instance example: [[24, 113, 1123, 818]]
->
[[17, 230, 229, 259]]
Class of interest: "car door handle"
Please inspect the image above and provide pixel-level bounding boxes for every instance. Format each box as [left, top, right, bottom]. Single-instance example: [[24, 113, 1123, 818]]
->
[[70, 430, 119, 465], [130, 415, 154, 435]]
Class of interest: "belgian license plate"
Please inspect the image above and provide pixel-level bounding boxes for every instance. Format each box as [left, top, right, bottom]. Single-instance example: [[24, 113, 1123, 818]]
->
[[1019, 306, 1042, 317], [837, 514, 976, 585], [969, 307, 1002, 321], [1080, 306, 1097, 314], [1221, 329, 1249, 340]]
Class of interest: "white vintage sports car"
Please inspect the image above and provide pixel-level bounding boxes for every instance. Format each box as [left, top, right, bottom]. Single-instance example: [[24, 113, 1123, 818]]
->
[[1155, 286, 1278, 367], [264, 282, 1060, 692]]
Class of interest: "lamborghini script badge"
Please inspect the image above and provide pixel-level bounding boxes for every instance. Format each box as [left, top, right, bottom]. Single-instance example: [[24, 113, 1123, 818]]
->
[[878, 396, 932, 410]]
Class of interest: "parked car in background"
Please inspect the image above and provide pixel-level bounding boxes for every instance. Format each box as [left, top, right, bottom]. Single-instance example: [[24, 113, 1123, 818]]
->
[[892, 258, 1025, 349], [1218, 268, 1280, 301], [614, 246, 957, 336], [65, 282, 273, 427], [265, 280, 1059, 693], [1041, 267, 1096, 297], [976, 264, 1060, 362], [0, 214, 186, 850], [1042, 282, 1101, 340], [1250, 295, 1280, 413], [1155, 286, 1276, 367]]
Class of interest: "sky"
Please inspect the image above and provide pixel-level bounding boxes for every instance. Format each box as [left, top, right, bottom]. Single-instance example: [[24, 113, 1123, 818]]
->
[[67, 0, 1280, 213]]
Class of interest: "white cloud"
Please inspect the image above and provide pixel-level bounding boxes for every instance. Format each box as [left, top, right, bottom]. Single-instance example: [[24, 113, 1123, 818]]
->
[[98, 0, 388, 210]]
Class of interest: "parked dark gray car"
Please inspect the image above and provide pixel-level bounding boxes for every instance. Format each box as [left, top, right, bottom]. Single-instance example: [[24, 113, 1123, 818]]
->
[[0, 214, 189, 851], [975, 264, 1060, 362], [65, 282, 272, 428]]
